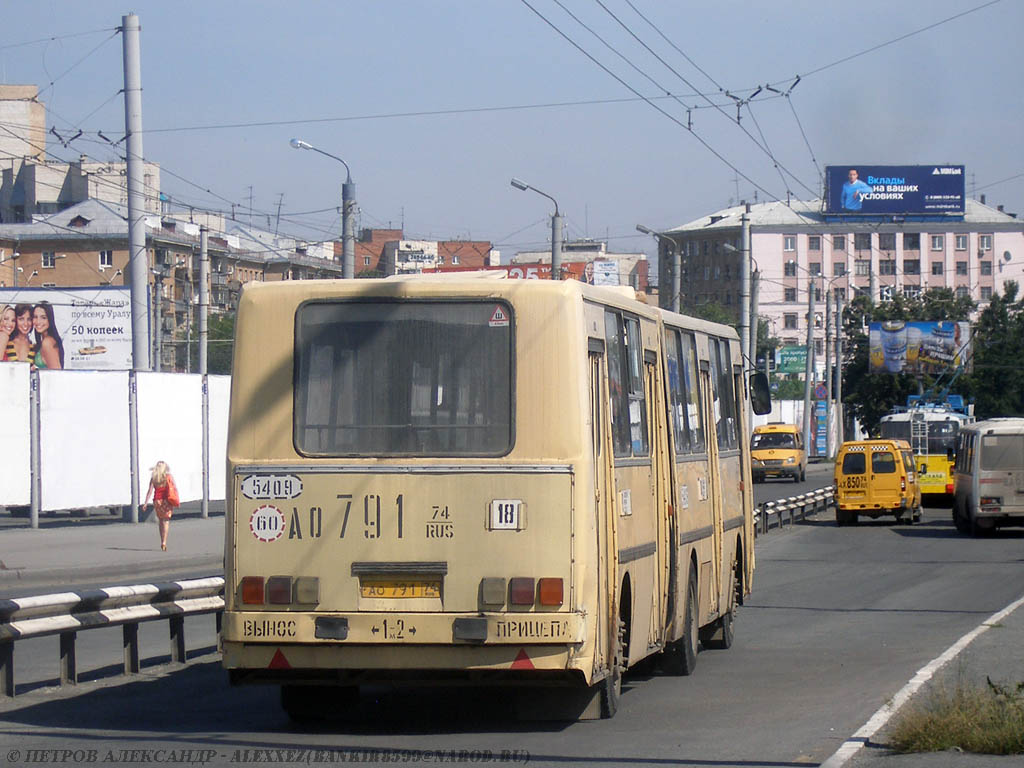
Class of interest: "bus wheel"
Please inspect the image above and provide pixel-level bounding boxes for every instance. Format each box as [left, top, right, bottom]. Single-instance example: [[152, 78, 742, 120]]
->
[[953, 504, 969, 534], [599, 620, 625, 718], [281, 684, 358, 723], [662, 565, 698, 676], [701, 562, 737, 650]]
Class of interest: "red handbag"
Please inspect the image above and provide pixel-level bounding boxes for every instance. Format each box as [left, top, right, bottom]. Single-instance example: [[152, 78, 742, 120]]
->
[[166, 475, 181, 508]]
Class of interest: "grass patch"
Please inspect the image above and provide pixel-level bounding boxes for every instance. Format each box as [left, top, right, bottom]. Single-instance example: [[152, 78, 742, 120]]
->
[[887, 677, 1024, 755]]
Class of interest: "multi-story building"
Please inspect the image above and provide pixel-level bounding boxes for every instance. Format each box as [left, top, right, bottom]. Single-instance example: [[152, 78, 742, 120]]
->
[[349, 228, 495, 275], [0, 200, 342, 369], [512, 238, 649, 290], [0, 85, 161, 223], [662, 197, 1024, 367]]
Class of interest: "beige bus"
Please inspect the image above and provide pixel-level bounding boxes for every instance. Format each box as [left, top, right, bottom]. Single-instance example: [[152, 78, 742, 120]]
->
[[222, 276, 769, 720]]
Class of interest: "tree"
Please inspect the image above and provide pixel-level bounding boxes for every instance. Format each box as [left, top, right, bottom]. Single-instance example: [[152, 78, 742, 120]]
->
[[840, 288, 975, 435], [179, 312, 235, 375], [961, 281, 1024, 418], [688, 301, 735, 326]]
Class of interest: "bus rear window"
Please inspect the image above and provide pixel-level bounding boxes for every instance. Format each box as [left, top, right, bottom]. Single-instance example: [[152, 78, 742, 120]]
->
[[294, 301, 513, 456], [981, 435, 1024, 471]]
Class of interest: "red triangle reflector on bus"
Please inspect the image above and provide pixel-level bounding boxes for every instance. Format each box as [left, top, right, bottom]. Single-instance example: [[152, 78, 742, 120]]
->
[[268, 649, 292, 669], [511, 648, 534, 670]]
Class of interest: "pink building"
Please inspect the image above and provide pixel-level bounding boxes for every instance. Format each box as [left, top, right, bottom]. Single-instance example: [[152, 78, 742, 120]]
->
[[661, 197, 1024, 371]]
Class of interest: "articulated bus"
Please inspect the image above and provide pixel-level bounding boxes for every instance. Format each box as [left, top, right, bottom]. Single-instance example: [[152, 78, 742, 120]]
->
[[879, 395, 972, 497], [222, 276, 769, 720]]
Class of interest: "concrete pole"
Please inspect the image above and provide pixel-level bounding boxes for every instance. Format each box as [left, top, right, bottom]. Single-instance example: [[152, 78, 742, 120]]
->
[[341, 180, 356, 279], [128, 372, 139, 523], [825, 287, 833, 459], [671, 238, 681, 312], [199, 226, 210, 519], [551, 212, 563, 280], [739, 211, 751, 387], [153, 275, 162, 372], [29, 370, 40, 529], [122, 13, 150, 371], [199, 227, 209, 375], [801, 275, 816, 456], [836, 293, 845, 446], [748, 267, 759, 437]]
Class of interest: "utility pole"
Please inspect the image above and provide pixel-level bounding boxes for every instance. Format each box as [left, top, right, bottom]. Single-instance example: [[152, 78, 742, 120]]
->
[[739, 208, 751, 394], [122, 12, 149, 371], [836, 292, 845, 446], [342, 177, 356, 279], [825, 287, 833, 458], [551, 210, 563, 280], [749, 267, 759, 373], [801, 274, 816, 456], [152, 272, 163, 372], [199, 226, 210, 519], [671, 236, 680, 311]]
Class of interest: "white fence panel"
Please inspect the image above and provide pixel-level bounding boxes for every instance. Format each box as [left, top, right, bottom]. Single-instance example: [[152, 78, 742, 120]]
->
[[40, 370, 130, 511], [136, 372, 203, 503], [208, 375, 230, 501], [0, 363, 31, 506]]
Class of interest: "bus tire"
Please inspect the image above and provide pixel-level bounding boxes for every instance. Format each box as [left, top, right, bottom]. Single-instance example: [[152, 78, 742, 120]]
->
[[701, 561, 737, 650], [662, 565, 698, 676], [280, 684, 358, 723], [599, 620, 625, 718], [953, 503, 969, 534]]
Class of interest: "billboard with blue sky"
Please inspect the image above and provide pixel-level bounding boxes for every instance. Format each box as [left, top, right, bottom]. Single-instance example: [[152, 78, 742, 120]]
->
[[825, 165, 965, 215]]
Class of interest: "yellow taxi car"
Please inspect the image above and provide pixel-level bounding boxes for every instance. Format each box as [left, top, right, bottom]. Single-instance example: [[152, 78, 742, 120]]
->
[[834, 439, 922, 526], [751, 423, 806, 483]]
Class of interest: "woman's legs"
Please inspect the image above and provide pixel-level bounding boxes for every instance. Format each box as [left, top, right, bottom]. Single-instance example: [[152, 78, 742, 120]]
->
[[156, 501, 170, 549]]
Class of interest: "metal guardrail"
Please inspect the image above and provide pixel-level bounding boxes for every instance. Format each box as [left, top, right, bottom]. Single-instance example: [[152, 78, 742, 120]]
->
[[0, 576, 224, 697], [754, 486, 835, 536]]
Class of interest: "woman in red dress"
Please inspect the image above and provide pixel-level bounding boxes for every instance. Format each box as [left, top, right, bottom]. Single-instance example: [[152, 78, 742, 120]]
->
[[144, 461, 176, 551]]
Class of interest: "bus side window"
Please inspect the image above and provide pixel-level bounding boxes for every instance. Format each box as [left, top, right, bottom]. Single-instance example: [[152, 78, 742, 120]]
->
[[667, 329, 703, 454], [604, 311, 631, 457]]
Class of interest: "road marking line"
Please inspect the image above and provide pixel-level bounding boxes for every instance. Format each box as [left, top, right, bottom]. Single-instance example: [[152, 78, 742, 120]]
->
[[819, 591, 1024, 768]]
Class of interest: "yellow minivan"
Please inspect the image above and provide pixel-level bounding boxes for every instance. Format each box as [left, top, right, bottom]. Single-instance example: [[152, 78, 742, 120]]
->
[[834, 439, 922, 525], [751, 423, 806, 483]]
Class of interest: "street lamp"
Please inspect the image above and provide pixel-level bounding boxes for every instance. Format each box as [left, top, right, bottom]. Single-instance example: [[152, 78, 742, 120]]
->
[[510, 178, 562, 280], [637, 224, 680, 312], [26, 270, 39, 285], [290, 138, 356, 279]]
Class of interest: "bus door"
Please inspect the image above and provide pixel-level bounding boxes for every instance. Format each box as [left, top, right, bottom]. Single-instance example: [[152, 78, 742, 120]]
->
[[644, 351, 671, 652], [699, 358, 722, 618], [589, 344, 617, 675]]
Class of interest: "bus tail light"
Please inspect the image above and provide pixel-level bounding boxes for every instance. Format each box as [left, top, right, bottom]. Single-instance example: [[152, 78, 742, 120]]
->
[[538, 578, 563, 606], [294, 577, 320, 604], [480, 578, 506, 607], [900, 477, 906, 492], [266, 576, 292, 604], [946, 483, 954, 494], [241, 576, 264, 605], [509, 578, 535, 606], [981, 496, 1002, 509]]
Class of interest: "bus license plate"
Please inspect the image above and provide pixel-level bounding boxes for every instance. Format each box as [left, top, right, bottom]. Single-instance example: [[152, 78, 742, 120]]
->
[[360, 580, 441, 599]]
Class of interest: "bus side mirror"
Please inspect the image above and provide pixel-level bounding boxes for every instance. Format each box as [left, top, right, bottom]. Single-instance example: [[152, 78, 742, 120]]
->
[[750, 372, 772, 416], [947, 447, 954, 462]]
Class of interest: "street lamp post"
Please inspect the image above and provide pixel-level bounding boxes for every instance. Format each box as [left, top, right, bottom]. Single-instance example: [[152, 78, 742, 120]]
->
[[290, 138, 355, 279], [511, 178, 562, 280], [636, 224, 680, 312]]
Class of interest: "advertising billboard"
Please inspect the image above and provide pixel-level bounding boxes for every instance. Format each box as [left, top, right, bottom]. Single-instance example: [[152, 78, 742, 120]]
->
[[868, 321, 971, 375], [825, 165, 965, 215], [0, 287, 133, 370], [777, 345, 808, 374]]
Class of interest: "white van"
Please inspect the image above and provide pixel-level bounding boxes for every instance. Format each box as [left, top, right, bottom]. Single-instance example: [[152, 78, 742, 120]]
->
[[952, 418, 1024, 536]]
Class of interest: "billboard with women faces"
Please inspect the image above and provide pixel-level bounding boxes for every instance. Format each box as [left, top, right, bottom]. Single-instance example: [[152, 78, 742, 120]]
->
[[0, 286, 133, 370]]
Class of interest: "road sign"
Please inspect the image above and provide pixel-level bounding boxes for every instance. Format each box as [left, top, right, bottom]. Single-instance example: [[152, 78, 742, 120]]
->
[[815, 384, 828, 399]]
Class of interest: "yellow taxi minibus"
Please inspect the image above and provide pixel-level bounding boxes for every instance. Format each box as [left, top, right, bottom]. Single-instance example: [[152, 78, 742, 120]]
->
[[834, 439, 921, 526], [222, 276, 769, 720], [750, 423, 805, 483]]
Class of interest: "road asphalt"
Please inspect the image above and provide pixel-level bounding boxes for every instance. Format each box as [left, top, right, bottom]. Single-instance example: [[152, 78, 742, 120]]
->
[[0, 510, 225, 596]]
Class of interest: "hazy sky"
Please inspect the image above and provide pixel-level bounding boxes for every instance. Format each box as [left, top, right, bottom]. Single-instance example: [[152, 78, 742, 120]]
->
[[2, 1, 1021, 260]]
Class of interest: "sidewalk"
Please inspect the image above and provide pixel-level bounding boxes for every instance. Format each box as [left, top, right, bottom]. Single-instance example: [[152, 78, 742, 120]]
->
[[847, 596, 1024, 768], [0, 512, 225, 596]]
